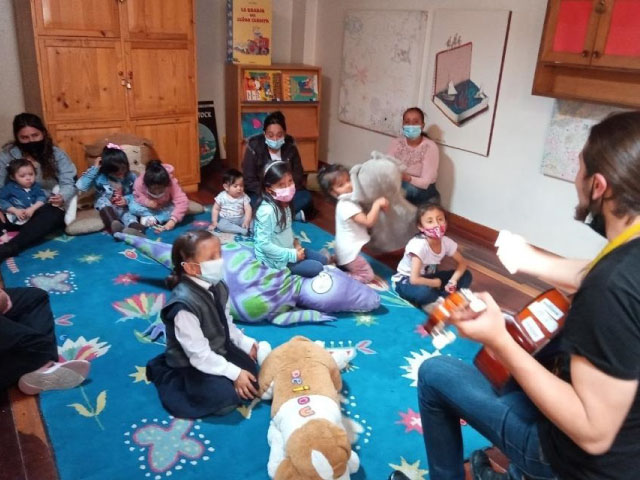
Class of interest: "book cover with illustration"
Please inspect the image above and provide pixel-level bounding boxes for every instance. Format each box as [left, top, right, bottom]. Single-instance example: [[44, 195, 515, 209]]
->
[[226, 0, 272, 65], [432, 42, 488, 125], [283, 73, 318, 101], [241, 112, 270, 138], [243, 70, 282, 101]]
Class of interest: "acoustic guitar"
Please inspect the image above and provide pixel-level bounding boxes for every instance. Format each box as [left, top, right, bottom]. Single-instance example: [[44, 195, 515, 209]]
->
[[423, 288, 570, 391]]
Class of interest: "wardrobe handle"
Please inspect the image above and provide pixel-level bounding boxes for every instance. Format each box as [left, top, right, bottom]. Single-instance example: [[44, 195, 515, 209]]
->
[[592, 50, 601, 59], [595, 0, 606, 14], [581, 50, 590, 57]]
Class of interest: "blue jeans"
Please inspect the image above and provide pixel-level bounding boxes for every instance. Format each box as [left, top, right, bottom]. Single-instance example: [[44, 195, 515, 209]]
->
[[395, 269, 472, 307], [287, 248, 327, 277], [216, 216, 249, 235], [418, 356, 557, 480], [402, 181, 440, 206], [127, 199, 174, 224]]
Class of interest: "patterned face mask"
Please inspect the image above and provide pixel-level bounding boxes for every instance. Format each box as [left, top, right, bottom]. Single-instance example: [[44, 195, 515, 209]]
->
[[420, 224, 446, 239]]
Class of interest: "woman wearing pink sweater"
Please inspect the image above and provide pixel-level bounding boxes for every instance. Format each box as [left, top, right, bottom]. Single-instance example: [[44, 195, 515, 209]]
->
[[388, 107, 440, 206], [127, 160, 189, 232]]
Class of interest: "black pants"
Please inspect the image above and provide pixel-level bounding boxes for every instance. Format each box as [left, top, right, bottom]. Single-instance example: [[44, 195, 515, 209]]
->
[[0, 204, 65, 257], [0, 288, 58, 391]]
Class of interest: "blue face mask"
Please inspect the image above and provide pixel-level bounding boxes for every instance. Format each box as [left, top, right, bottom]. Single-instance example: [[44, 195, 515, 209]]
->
[[265, 137, 285, 150], [403, 125, 422, 140]]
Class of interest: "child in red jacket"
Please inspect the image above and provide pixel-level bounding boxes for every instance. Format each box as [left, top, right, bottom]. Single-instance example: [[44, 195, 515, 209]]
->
[[127, 160, 189, 232]]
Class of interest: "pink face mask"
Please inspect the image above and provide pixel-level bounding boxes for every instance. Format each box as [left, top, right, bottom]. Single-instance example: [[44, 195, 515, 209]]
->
[[420, 224, 446, 239], [272, 184, 296, 203]]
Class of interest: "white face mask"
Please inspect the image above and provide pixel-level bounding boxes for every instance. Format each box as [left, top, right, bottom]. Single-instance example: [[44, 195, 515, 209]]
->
[[198, 258, 225, 285]]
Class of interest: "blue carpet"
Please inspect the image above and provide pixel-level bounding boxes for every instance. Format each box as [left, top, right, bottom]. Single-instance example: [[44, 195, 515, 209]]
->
[[3, 210, 489, 480]]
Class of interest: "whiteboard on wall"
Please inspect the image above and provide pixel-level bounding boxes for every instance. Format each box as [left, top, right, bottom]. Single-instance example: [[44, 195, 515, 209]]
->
[[338, 10, 429, 137], [541, 100, 627, 182]]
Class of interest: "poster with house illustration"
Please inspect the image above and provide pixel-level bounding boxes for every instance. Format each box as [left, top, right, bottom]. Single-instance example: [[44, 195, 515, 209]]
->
[[423, 9, 511, 156]]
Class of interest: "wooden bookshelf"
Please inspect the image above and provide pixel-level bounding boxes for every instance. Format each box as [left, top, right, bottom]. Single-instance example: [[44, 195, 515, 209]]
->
[[224, 63, 321, 172]]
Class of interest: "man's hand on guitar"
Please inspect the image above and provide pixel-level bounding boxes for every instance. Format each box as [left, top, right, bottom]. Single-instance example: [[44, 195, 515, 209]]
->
[[449, 292, 510, 350]]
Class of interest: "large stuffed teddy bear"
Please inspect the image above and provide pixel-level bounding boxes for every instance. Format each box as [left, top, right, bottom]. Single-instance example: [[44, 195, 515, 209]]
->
[[348, 151, 417, 253], [258, 336, 360, 480], [114, 234, 381, 326], [66, 133, 204, 235]]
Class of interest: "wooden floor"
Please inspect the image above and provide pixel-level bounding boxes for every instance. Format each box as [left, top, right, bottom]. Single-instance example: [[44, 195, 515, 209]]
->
[[0, 162, 539, 480]]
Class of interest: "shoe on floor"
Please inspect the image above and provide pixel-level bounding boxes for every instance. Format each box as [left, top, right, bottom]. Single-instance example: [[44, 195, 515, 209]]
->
[[469, 449, 508, 480], [140, 216, 157, 227], [388, 471, 411, 480], [123, 222, 146, 237], [18, 360, 90, 395], [294, 210, 306, 223]]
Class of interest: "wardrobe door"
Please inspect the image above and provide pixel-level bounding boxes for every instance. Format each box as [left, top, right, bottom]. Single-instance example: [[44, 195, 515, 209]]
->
[[123, 0, 193, 41], [33, 0, 120, 37], [39, 38, 128, 123]]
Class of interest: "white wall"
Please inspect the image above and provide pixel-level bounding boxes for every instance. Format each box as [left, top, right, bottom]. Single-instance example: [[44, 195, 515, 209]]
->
[[1, 0, 25, 143], [315, 0, 607, 258]]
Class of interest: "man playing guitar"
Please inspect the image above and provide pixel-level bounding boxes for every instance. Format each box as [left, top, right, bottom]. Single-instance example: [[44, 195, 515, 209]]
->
[[399, 111, 640, 480]]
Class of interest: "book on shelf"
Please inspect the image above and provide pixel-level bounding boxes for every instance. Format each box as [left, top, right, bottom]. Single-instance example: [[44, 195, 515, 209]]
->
[[432, 42, 489, 125], [243, 70, 282, 101], [226, 0, 272, 65], [241, 112, 270, 138], [282, 73, 318, 101]]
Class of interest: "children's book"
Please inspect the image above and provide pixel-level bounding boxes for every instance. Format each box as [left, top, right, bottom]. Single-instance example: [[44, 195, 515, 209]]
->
[[243, 70, 282, 101], [432, 43, 489, 125], [283, 73, 318, 102], [241, 112, 270, 138], [226, 0, 272, 65]]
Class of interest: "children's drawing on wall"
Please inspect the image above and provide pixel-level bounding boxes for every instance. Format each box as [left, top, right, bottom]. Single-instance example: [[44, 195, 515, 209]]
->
[[541, 100, 626, 182], [338, 9, 429, 136], [423, 9, 511, 156]]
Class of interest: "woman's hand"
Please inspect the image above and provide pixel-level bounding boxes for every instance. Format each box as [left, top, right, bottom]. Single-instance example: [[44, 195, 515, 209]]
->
[[234, 370, 258, 400], [296, 247, 306, 262], [448, 292, 511, 350], [48, 194, 64, 208], [444, 279, 457, 293], [113, 195, 126, 207], [93, 156, 102, 168], [13, 208, 28, 221], [402, 173, 412, 183]]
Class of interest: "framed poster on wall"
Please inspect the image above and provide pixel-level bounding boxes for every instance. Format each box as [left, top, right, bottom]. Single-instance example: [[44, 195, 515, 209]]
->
[[422, 9, 511, 156]]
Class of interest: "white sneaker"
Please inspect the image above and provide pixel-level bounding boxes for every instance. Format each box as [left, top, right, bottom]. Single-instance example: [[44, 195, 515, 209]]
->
[[18, 360, 90, 395], [140, 216, 157, 227]]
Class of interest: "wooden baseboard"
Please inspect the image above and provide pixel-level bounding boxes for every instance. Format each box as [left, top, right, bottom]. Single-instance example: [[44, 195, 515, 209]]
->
[[448, 212, 498, 250]]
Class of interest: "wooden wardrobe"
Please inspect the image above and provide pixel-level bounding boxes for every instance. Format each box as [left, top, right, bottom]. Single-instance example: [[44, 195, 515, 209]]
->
[[13, 0, 200, 192]]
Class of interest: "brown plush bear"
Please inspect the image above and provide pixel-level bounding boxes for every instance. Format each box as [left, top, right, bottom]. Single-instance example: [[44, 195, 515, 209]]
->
[[258, 336, 360, 480], [66, 133, 204, 235]]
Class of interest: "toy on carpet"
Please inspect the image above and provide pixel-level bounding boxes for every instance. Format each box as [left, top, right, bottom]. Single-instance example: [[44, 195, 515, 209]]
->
[[114, 233, 381, 326], [348, 151, 417, 253], [258, 336, 360, 480]]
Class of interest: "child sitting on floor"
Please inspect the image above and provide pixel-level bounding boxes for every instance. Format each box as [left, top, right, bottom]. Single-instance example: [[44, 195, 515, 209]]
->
[[127, 160, 188, 233], [209, 169, 252, 236], [146, 230, 266, 418], [0, 158, 47, 227], [76, 143, 145, 236], [392, 203, 472, 310], [254, 160, 328, 278], [318, 163, 388, 283]]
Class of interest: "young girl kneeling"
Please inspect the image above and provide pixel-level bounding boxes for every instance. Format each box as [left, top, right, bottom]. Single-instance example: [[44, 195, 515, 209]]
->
[[254, 161, 327, 277], [128, 160, 188, 232], [76, 144, 144, 235], [393, 203, 472, 309], [146, 230, 263, 418]]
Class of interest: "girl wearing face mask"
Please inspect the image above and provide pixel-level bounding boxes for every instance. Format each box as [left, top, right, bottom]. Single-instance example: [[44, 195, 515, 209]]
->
[[242, 111, 313, 221], [392, 203, 472, 310], [127, 160, 188, 232], [146, 230, 266, 418], [0, 113, 77, 260], [388, 107, 441, 206], [254, 160, 328, 278]]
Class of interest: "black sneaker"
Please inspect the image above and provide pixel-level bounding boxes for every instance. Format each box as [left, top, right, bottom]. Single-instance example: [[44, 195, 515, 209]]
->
[[470, 449, 508, 480], [388, 471, 411, 480]]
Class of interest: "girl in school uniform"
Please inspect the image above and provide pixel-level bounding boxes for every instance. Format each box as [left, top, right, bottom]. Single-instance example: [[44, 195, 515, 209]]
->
[[146, 230, 264, 418], [253, 160, 328, 278], [388, 107, 441, 206]]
